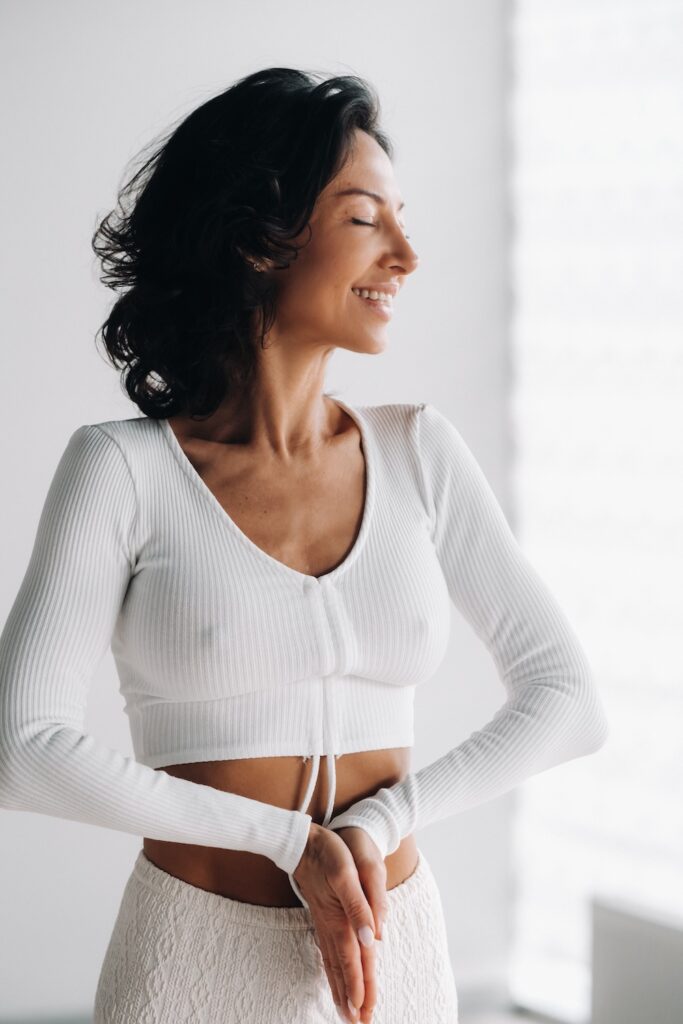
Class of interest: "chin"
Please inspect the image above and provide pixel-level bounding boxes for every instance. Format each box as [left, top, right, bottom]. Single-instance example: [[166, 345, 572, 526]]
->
[[347, 335, 388, 356]]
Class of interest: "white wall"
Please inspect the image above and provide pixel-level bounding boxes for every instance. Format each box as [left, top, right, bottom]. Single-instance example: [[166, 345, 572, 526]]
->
[[508, 3, 683, 1021], [0, 0, 512, 1017]]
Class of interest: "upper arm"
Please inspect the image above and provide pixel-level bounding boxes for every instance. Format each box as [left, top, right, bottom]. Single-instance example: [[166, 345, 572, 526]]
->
[[416, 402, 596, 698], [0, 424, 136, 738]]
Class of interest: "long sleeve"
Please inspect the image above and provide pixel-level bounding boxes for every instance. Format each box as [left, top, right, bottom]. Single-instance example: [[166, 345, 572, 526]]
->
[[326, 402, 609, 859], [0, 425, 312, 875]]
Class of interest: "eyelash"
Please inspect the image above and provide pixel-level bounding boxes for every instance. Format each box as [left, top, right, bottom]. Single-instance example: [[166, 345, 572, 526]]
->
[[351, 217, 411, 241]]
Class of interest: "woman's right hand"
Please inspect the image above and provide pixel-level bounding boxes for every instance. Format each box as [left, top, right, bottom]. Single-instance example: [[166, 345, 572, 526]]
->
[[292, 822, 380, 1023]]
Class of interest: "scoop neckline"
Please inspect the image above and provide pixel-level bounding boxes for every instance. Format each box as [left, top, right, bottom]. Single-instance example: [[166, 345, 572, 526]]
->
[[157, 396, 375, 587]]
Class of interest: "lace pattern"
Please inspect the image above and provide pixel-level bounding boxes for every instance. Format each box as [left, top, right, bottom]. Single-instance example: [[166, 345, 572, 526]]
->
[[93, 846, 458, 1023]]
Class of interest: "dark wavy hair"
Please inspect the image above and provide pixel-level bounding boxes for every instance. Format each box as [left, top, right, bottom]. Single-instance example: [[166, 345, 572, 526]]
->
[[91, 67, 394, 420]]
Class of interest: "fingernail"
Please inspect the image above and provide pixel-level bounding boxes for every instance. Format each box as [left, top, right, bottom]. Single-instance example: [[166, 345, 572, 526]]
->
[[358, 924, 374, 948], [348, 996, 358, 1017]]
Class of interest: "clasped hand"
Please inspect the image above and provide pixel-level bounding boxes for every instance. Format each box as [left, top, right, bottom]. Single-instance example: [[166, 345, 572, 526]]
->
[[292, 823, 388, 1023]]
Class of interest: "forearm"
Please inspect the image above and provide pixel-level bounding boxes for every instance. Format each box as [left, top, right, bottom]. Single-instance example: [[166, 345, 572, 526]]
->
[[326, 669, 609, 859], [0, 721, 312, 874]]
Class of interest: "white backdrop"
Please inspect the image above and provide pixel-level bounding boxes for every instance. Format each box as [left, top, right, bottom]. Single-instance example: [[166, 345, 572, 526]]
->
[[0, 0, 513, 1018], [509, 3, 683, 1023]]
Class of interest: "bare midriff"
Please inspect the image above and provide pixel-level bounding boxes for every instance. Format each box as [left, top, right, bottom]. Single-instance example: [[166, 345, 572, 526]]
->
[[142, 747, 417, 906]]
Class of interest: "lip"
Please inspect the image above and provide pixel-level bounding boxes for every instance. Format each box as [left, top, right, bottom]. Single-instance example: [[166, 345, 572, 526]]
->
[[352, 290, 393, 321]]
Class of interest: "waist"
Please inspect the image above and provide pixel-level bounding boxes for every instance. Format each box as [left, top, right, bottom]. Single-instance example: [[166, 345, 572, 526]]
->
[[142, 747, 415, 906]]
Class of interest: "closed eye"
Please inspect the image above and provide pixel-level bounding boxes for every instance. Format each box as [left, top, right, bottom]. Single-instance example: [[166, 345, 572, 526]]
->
[[351, 218, 411, 240]]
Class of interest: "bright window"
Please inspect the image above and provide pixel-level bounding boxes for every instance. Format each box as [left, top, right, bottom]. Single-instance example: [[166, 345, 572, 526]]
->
[[508, 2, 683, 1021]]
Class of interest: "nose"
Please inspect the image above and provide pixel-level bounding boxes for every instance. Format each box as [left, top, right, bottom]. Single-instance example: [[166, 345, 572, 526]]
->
[[393, 231, 419, 276], [391, 248, 419, 281]]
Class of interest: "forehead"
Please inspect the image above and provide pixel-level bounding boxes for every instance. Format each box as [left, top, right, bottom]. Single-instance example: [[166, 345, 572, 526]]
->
[[321, 130, 404, 210]]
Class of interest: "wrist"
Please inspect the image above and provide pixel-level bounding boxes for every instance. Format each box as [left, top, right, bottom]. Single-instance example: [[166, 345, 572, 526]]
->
[[308, 821, 325, 849], [293, 821, 323, 879]]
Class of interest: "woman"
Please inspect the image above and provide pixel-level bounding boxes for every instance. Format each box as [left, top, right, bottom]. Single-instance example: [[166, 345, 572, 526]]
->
[[0, 67, 609, 1023]]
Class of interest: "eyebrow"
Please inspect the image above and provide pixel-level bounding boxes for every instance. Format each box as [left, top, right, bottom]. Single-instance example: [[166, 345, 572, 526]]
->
[[332, 187, 405, 212]]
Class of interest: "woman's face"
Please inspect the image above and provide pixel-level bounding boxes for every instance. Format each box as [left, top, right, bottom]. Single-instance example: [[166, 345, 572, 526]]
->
[[262, 128, 419, 357]]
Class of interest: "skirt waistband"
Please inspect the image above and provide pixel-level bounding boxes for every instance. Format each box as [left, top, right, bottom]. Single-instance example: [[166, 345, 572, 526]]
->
[[132, 847, 429, 932]]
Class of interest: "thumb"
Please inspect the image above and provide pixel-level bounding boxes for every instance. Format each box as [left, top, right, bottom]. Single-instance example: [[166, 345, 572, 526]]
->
[[335, 871, 378, 949], [369, 886, 389, 942], [355, 858, 389, 941], [355, 863, 389, 942]]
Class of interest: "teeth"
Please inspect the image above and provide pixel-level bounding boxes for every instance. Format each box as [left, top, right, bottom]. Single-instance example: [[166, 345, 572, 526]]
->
[[352, 287, 393, 303]]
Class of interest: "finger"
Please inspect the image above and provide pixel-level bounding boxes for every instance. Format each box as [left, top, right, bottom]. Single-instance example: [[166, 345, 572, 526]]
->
[[327, 954, 349, 1020], [337, 861, 384, 949], [321, 954, 344, 1016], [332, 920, 367, 1021], [351, 859, 385, 1019], [341, 868, 381, 1021], [331, 877, 378, 1018], [315, 930, 344, 1015], [357, 859, 389, 941], [356, 927, 378, 1024]]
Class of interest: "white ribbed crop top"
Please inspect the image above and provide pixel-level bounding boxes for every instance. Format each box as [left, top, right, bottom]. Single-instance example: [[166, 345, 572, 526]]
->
[[0, 398, 609, 905]]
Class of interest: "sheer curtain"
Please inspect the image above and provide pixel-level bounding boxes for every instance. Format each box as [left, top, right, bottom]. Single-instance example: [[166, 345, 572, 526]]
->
[[507, 2, 683, 1021]]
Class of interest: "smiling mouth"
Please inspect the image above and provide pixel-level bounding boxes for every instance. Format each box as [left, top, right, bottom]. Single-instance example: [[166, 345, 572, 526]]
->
[[351, 289, 393, 318]]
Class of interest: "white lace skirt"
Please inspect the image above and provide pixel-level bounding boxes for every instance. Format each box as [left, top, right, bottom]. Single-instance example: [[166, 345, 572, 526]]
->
[[93, 846, 459, 1023]]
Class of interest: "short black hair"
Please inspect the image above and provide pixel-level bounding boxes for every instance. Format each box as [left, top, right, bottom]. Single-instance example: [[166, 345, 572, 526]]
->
[[91, 67, 394, 420]]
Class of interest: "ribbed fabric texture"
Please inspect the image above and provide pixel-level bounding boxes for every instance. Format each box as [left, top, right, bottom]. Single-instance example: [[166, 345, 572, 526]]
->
[[0, 398, 608, 876], [325, 403, 610, 856]]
